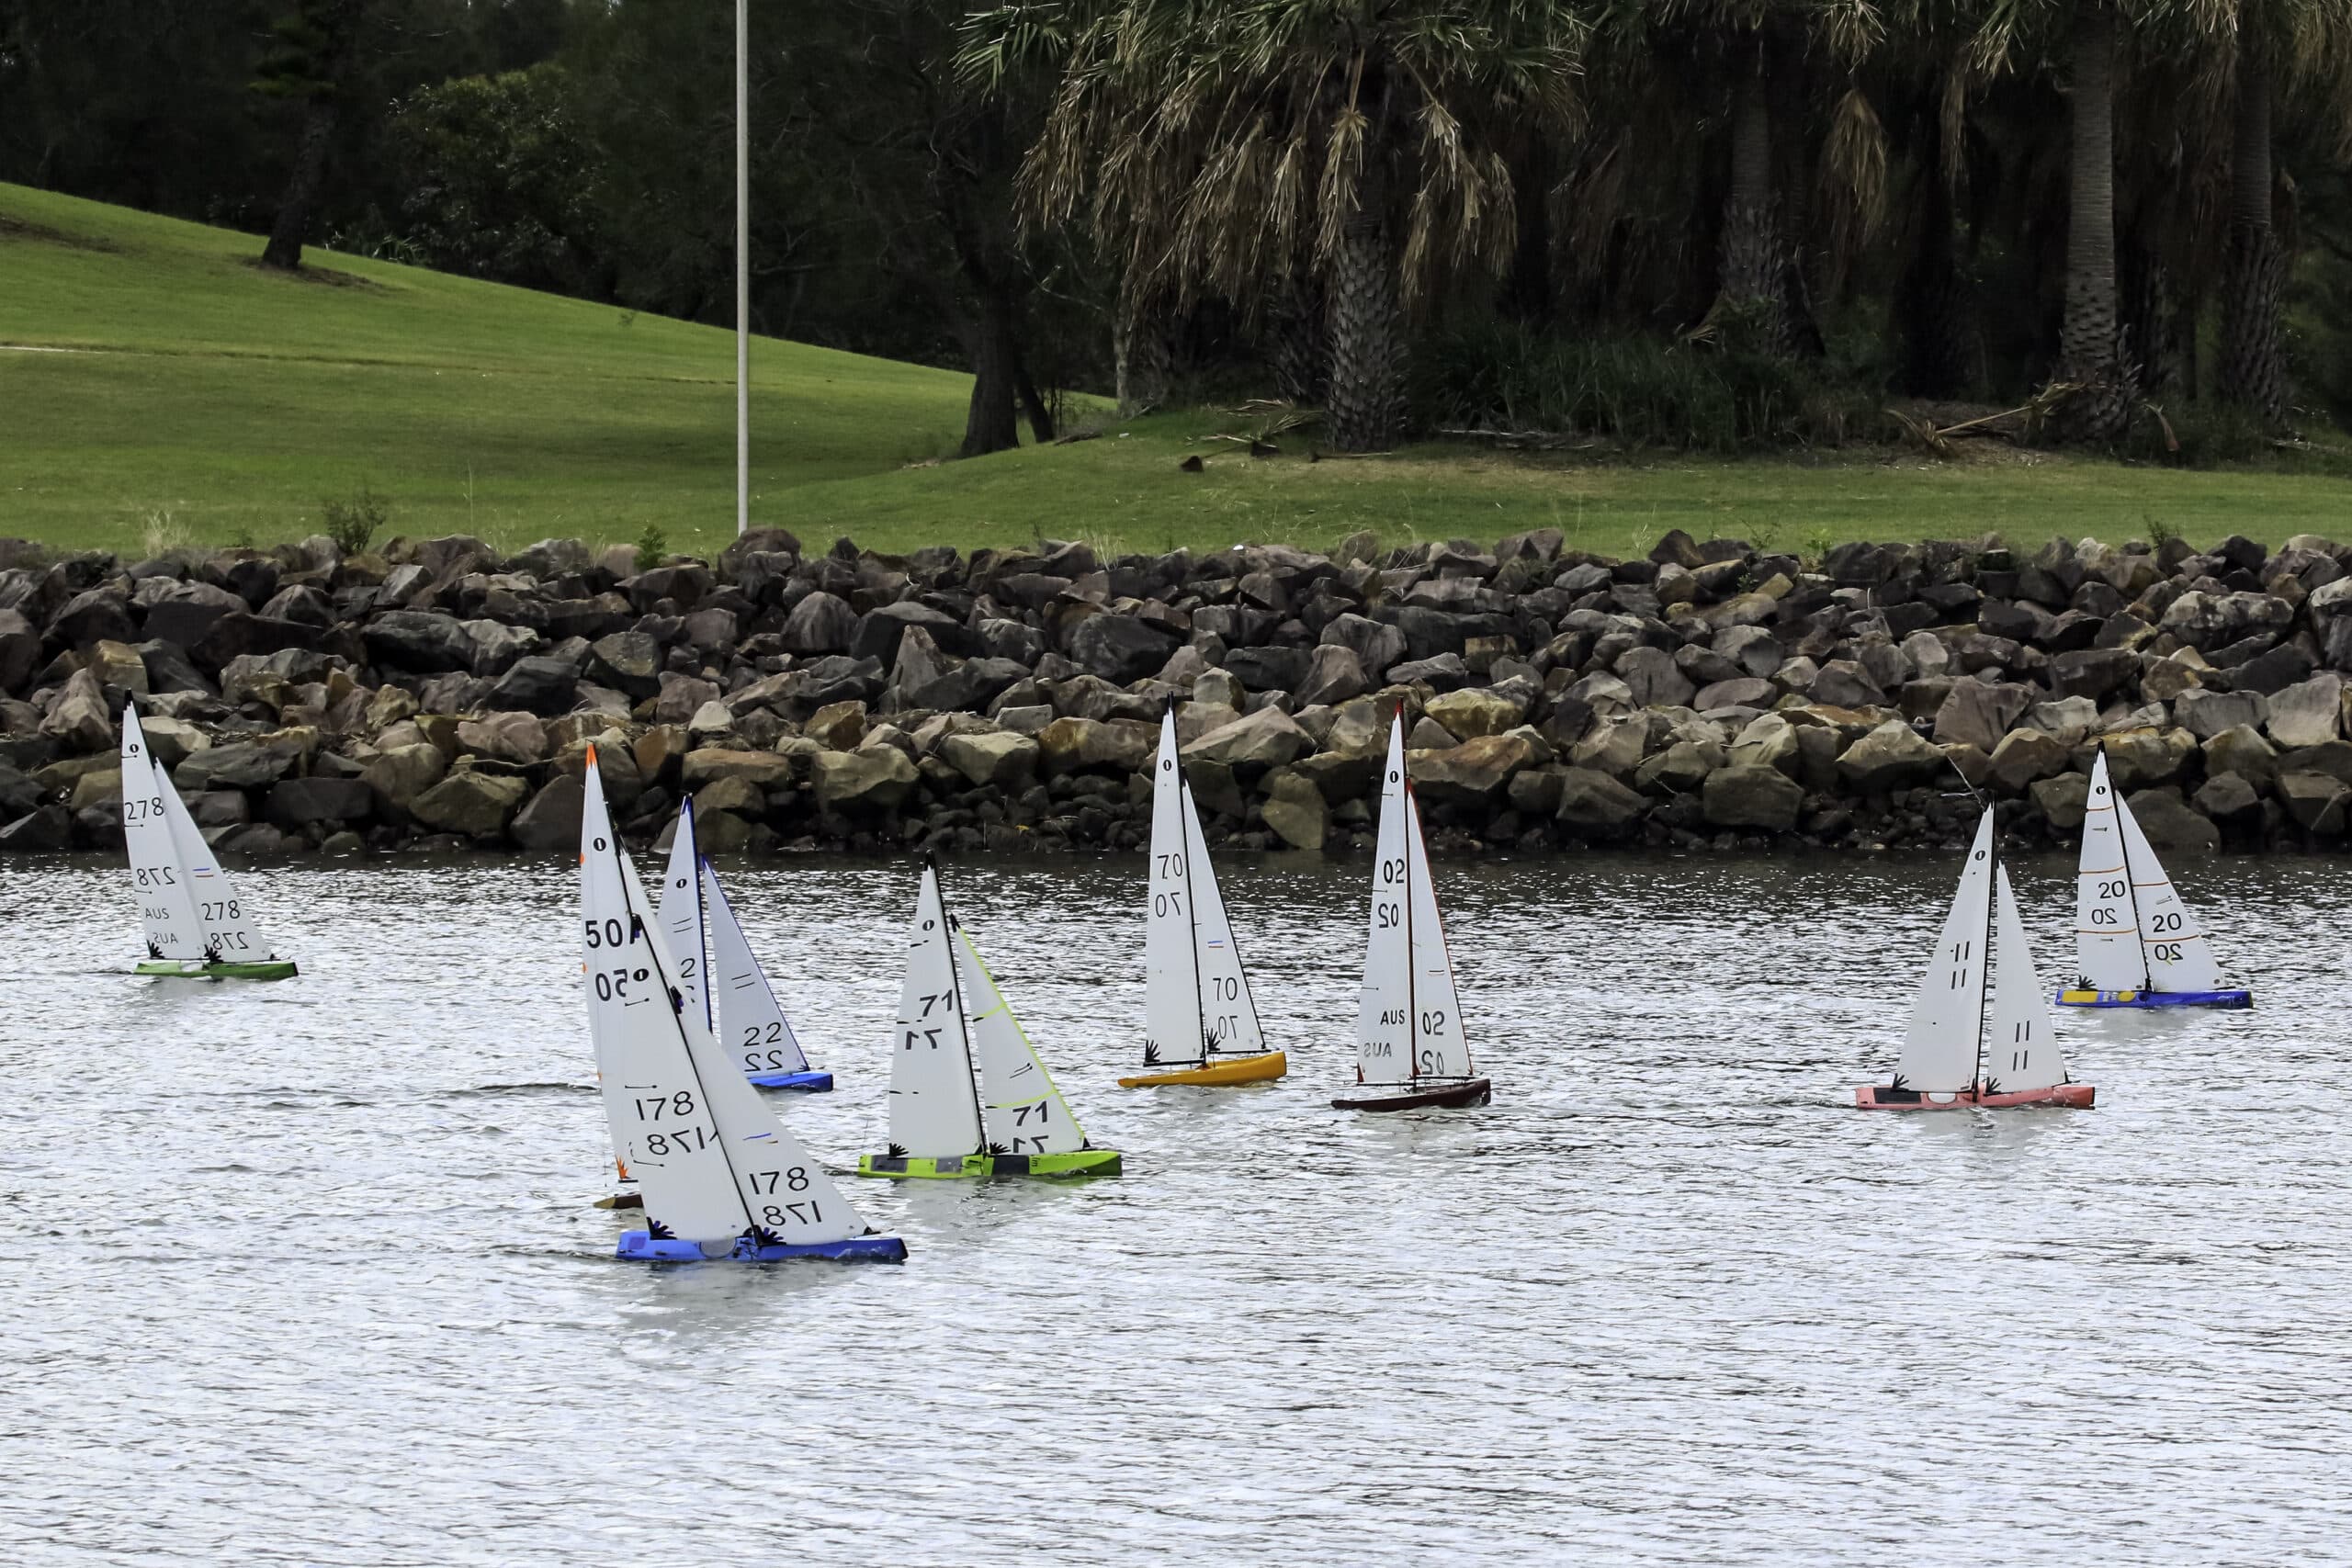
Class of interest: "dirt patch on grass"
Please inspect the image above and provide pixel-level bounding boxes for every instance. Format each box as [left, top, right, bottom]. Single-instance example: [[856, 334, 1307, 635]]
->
[[238, 255, 387, 293], [0, 213, 119, 252]]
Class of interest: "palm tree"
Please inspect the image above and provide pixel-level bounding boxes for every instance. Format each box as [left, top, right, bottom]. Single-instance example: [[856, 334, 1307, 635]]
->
[[2218, 17, 2287, 422], [962, 1, 1585, 450]]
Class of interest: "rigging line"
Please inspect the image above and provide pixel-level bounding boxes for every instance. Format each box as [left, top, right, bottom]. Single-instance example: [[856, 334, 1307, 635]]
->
[[2102, 748, 2154, 992], [1180, 782, 1212, 1059]]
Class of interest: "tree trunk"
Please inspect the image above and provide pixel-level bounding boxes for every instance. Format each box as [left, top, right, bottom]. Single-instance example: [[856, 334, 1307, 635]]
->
[[961, 291, 1023, 457], [1015, 349, 1055, 444], [1713, 48, 1787, 353], [1896, 113, 1970, 396], [1268, 272, 1328, 406], [1325, 176, 1406, 452], [2055, 2, 2132, 442], [260, 97, 337, 271], [2219, 25, 2288, 426], [1114, 288, 1172, 416], [1502, 133, 1555, 325]]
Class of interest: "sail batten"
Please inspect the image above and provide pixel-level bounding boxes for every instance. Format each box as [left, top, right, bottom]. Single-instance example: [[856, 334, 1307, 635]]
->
[[2074, 751, 2147, 989]]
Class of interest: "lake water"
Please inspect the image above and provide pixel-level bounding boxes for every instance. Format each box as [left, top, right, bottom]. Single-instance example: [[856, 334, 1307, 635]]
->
[[4, 845, 2347, 1565]]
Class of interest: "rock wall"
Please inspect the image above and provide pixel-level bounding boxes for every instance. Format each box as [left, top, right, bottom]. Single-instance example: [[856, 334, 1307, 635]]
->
[[4, 525, 2352, 862]]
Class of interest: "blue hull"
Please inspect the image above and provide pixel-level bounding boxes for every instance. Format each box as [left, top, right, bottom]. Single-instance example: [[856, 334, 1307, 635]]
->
[[747, 1069, 833, 1092], [2053, 987, 2253, 1010], [615, 1230, 906, 1264]]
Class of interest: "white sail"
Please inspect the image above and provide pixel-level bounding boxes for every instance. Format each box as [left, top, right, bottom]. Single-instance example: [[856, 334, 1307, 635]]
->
[[1182, 777, 1265, 1057], [1354, 715, 1414, 1086], [579, 755, 748, 1247], [1403, 788, 1474, 1079], [155, 744, 276, 963], [656, 798, 709, 1030], [1984, 864, 2066, 1095], [887, 863, 986, 1158], [1894, 810, 1996, 1094], [2074, 751, 2145, 990], [955, 922, 1088, 1156], [2114, 789, 2225, 992], [1143, 710, 1205, 1066], [119, 707, 205, 960], [618, 848, 864, 1247], [703, 860, 813, 1079]]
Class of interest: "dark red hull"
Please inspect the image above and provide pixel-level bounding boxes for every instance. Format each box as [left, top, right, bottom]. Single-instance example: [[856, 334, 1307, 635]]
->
[[1333, 1077, 1493, 1112]]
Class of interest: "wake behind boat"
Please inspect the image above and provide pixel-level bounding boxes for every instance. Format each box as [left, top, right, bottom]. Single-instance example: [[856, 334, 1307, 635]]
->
[[1335, 713, 1492, 1113], [120, 705, 296, 980], [581, 750, 901, 1263], [1120, 709, 1286, 1088], [861, 859, 1120, 1179], [1855, 809, 2094, 1111], [2058, 749, 2252, 1010]]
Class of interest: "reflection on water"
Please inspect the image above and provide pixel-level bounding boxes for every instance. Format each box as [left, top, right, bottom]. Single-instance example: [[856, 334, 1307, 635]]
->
[[4, 847, 2349, 1565]]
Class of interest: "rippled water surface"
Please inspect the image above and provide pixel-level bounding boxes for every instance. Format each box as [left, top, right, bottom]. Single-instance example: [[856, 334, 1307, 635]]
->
[[6, 844, 2350, 1564]]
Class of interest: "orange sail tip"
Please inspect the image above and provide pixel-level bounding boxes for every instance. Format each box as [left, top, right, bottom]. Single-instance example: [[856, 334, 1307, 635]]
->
[[585, 742, 598, 765]]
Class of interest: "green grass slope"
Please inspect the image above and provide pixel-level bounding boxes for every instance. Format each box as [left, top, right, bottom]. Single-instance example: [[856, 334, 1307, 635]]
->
[[3, 180, 2346, 563]]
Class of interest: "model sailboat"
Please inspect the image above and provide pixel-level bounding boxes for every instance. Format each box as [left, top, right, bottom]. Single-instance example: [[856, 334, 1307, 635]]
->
[[859, 859, 1120, 1179], [655, 798, 832, 1089], [1118, 709, 1286, 1088], [1335, 713, 1492, 1112], [2058, 749, 2251, 1010], [580, 751, 901, 1262], [1856, 809, 2094, 1109], [119, 705, 296, 980]]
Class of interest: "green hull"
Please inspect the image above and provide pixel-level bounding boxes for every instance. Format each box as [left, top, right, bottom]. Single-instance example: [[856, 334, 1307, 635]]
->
[[136, 959, 300, 981], [856, 1148, 1122, 1180]]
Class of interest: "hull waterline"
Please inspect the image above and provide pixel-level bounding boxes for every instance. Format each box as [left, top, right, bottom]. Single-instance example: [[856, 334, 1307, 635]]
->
[[1118, 1050, 1286, 1088], [1333, 1077, 1493, 1112], [1853, 1082, 2096, 1110], [2055, 987, 2251, 1010]]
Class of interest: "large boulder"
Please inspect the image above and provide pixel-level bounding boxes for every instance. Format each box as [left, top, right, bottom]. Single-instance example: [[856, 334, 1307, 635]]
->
[[510, 773, 585, 852], [486, 655, 580, 716], [853, 602, 978, 667], [1036, 716, 1158, 776], [586, 631, 662, 700], [1296, 645, 1369, 708], [2264, 674, 2343, 750], [1614, 645, 1695, 708], [809, 746, 918, 811], [360, 742, 449, 813], [2279, 771, 2351, 834], [680, 749, 797, 790], [1701, 763, 1805, 831], [1932, 681, 2032, 753], [410, 770, 527, 839], [2123, 788, 2219, 854], [1984, 728, 2070, 794], [2102, 727, 2196, 789], [938, 730, 1040, 789], [1408, 733, 1540, 808], [2048, 647, 2142, 703], [1319, 613, 1408, 681], [1555, 767, 1647, 833], [2173, 687, 2266, 740], [1425, 687, 1524, 740], [38, 668, 113, 752], [1260, 772, 1329, 851], [265, 777, 375, 828], [1835, 720, 1948, 794], [1727, 713, 1801, 776], [1068, 615, 1182, 684], [2202, 724, 2278, 789], [2030, 771, 2092, 829], [175, 741, 295, 793], [0, 803, 73, 852], [1182, 707, 1311, 773], [456, 711, 549, 765], [364, 610, 475, 674], [780, 590, 857, 655]]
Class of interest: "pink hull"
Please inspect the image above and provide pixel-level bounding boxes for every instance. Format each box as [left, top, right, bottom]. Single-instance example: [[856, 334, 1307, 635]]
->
[[1853, 1082, 2096, 1111]]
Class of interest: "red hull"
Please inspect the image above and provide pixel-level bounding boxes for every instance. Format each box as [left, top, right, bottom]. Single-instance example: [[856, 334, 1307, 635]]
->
[[1853, 1082, 2096, 1111]]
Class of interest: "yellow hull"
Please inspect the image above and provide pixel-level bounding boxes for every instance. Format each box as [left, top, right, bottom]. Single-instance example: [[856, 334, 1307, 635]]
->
[[1117, 1051, 1287, 1089]]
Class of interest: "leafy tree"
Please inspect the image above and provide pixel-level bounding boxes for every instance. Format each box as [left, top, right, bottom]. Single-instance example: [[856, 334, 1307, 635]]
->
[[966, 0, 1586, 450]]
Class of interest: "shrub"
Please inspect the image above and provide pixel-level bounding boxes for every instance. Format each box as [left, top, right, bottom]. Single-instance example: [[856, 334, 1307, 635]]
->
[[322, 486, 390, 555], [1416, 322, 1877, 453], [634, 523, 668, 572]]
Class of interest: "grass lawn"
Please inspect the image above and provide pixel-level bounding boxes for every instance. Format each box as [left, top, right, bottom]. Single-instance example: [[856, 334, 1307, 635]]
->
[[5, 179, 2348, 566]]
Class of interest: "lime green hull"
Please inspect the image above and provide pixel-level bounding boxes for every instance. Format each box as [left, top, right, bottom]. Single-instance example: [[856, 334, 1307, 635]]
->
[[856, 1148, 1122, 1180], [136, 958, 299, 981]]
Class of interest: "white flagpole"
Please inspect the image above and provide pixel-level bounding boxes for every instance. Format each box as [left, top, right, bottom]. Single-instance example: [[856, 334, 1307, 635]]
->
[[734, 0, 749, 537]]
